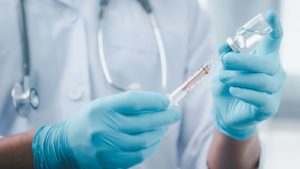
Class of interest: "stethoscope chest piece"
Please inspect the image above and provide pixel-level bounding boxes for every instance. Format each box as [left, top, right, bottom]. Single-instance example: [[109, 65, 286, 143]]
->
[[11, 82, 39, 117]]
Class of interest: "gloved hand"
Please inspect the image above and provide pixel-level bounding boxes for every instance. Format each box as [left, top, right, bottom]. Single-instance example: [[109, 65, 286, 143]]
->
[[32, 91, 181, 169], [212, 11, 286, 141]]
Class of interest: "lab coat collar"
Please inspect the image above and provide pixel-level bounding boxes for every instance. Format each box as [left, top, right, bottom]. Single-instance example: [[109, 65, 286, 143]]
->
[[55, 0, 81, 9]]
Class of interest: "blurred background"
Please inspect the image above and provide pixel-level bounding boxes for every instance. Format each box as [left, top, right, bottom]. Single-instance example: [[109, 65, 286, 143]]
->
[[197, 0, 300, 168]]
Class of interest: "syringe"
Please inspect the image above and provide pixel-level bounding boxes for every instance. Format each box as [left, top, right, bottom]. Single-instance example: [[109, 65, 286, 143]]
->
[[168, 13, 273, 107], [168, 63, 212, 106]]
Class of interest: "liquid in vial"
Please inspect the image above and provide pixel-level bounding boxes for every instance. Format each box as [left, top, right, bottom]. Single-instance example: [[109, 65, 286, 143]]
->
[[227, 13, 273, 53]]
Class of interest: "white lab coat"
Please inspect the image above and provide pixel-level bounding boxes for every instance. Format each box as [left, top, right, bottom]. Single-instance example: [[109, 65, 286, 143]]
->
[[0, 0, 217, 168]]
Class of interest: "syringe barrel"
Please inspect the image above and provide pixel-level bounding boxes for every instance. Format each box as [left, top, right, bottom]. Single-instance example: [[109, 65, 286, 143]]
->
[[168, 64, 211, 106]]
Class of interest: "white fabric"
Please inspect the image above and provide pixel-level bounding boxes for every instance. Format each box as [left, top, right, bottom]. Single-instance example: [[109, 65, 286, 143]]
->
[[0, 0, 217, 168]]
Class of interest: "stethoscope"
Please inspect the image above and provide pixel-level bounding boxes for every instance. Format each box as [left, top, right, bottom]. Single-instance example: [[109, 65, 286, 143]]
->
[[11, 0, 167, 117], [11, 0, 39, 117]]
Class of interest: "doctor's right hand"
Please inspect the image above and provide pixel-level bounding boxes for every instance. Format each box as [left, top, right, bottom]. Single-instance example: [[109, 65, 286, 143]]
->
[[32, 91, 181, 169]]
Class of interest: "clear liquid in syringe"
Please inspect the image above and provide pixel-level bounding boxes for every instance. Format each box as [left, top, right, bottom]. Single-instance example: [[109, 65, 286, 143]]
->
[[168, 63, 211, 106]]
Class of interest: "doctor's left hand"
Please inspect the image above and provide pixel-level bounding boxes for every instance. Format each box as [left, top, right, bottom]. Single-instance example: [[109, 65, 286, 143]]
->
[[212, 11, 286, 141], [32, 91, 181, 169]]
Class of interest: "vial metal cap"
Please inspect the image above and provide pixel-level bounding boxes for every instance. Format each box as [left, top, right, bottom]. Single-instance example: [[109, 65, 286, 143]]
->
[[226, 37, 240, 53]]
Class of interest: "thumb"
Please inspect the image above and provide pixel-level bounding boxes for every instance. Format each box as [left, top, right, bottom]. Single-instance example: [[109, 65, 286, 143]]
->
[[257, 10, 283, 55], [218, 43, 232, 56]]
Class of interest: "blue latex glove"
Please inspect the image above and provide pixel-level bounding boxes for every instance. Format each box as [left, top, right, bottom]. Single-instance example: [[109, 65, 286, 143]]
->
[[32, 91, 181, 169], [212, 11, 286, 141]]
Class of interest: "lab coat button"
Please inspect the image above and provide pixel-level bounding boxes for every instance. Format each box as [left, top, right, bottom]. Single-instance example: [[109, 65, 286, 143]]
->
[[67, 0, 80, 5], [64, 9, 78, 23], [68, 88, 84, 101], [56, 0, 80, 6]]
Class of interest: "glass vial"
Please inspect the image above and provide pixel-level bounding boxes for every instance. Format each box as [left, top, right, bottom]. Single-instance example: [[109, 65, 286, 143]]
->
[[226, 13, 273, 53]]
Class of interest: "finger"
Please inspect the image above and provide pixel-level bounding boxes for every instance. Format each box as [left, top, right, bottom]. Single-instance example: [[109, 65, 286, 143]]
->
[[97, 128, 165, 152], [94, 90, 170, 114], [125, 141, 160, 165], [229, 86, 281, 109], [116, 109, 182, 134], [126, 141, 161, 166], [219, 69, 286, 94], [231, 88, 284, 123], [218, 43, 233, 55], [212, 75, 230, 96], [229, 87, 271, 108], [252, 90, 283, 121], [256, 10, 283, 55], [222, 52, 280, 75], [96, 140, 160, 168], [122, 129, 164, 151]]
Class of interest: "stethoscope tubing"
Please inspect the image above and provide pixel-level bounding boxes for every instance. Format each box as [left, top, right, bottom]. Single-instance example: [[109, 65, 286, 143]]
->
[[11, 0, 39, 116], [19, 0, 31, 77], [98, 0, 168, 92]]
